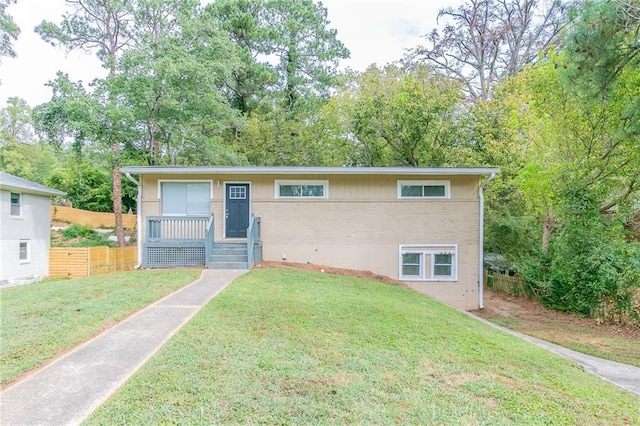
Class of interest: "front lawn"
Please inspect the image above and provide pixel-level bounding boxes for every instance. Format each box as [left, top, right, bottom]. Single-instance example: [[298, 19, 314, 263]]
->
[[88, 269, 639, 425], [0, 269, 201, 386]]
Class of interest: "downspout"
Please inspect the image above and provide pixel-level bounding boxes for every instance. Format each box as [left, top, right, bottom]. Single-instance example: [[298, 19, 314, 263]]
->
[[479, 172, 497, 309], [125, 172, 143, 269]]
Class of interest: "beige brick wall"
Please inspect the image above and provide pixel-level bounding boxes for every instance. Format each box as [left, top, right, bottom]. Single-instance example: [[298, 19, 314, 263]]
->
[[138, 173, 482, 310]]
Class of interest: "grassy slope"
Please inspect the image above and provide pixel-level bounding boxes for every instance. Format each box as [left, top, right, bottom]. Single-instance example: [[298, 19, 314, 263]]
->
[[0, 269, 200, 386], [88, 269, 639, 425]]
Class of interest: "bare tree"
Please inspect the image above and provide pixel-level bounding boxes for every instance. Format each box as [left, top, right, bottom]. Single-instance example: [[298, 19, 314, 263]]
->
[[407, 0, 570, 100]]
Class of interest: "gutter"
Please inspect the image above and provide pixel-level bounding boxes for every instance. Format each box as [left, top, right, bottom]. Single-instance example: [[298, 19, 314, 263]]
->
[[124, 172, 143, 269], [478, 172, 497, 309]]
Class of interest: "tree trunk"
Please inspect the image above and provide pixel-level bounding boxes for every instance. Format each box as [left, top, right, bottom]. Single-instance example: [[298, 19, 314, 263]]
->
[[112, 142, 125, 247], [542, 210, 555, 254]]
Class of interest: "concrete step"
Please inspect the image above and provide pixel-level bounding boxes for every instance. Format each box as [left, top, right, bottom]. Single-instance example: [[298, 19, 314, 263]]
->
[[212, 243, 246, 249], [209, 254, 248, 263], [207, 261, 248, 269], [208, 242, 249, 269]]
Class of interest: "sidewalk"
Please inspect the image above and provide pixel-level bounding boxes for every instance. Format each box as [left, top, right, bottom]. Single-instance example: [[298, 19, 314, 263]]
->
[[0, 269, 247, 426], [465, 311, 640, 396]]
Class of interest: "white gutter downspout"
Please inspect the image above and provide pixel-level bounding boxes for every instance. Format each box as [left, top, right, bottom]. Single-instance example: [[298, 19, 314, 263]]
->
[[125, 172, 143, 269], [479, 172, 497, 309]]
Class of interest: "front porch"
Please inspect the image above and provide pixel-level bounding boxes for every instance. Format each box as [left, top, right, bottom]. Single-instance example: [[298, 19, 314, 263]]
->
[[142, 215, 261, 269]]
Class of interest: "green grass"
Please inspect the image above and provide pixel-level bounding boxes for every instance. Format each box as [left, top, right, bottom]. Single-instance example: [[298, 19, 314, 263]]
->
[[88, 269, 639, 425], [485, 313, 640, 368], [0, 269, 200, 386]]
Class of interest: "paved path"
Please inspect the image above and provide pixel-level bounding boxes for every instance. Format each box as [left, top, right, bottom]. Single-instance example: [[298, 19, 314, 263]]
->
[[0, 269, 247, 426], [465, 312, 640, 396]]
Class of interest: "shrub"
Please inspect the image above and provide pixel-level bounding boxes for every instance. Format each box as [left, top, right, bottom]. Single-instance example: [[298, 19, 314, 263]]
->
[[541, 186, 639, 322], [60, 224, 113, 247]]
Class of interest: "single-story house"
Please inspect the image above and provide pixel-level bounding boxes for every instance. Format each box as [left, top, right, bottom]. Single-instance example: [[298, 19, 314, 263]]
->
[[122, 166, 498, 310], [0, 172, 65, 285]]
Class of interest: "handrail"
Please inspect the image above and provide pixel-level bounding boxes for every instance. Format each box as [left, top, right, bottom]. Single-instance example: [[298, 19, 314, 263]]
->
[[204, 214, 215, 261], [247, 214, 255, 268], [246, 214, 260, 268]]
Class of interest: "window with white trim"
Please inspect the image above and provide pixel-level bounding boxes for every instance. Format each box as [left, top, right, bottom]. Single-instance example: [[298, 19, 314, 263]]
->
[[398, 180, 450, 199], [19, 240, 30, 263], [160, 181, 212, 216], [275, 180, 328, 199], [399, 245, 457, 281], [10, 192, 22, 216]]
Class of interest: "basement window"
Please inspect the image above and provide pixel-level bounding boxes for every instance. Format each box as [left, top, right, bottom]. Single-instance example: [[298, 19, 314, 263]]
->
[[399, 245, 457, 281]]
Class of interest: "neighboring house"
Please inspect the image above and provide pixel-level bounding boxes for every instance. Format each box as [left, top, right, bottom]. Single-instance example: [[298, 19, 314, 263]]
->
[[122, 166, 498, 310], [0, 172, 65, 285]]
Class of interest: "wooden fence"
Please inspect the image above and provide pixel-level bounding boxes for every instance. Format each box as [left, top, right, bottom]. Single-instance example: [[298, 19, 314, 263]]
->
[[484, 271, 530, 297], [51, 205, 137, 229], [49, 246, 138, 278]]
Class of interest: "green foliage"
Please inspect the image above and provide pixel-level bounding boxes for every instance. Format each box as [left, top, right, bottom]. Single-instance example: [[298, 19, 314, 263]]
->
[[60, 223, 94, 239], [333, 65, 464, 167], [58, 224, 114, 247], [46, 159, 113, 212], [0, 141, 58, 184], [110, 10, 245, 166], [542, 185, 640, 319], [0, 97, 33, 144], [0, 0, 19, 62], [565, 0, 640, 99], [207, 0, 349, 116]]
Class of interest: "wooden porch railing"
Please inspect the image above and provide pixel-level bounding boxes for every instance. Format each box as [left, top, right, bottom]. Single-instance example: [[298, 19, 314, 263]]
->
[[146, 216, 210, 241]]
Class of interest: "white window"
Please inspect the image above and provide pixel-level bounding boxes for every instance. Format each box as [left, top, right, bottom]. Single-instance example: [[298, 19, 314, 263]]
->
[[399, 245, 457, 281], [10, 192, 21, 216], [397, 180, 450, 199], [275, 180, 328, 199], [159, 181, 212, 216], [19, 240, 30, 263]]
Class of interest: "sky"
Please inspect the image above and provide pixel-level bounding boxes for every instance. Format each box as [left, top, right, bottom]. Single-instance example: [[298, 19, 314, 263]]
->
[[0, 0, 460, 107]]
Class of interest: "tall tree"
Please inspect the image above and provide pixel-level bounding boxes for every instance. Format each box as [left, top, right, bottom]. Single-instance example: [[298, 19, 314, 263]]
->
[[266, 0, 349, 113], [408, 0, 569, 100], [339, 65, 463, 167], [564, 0, 640, 133], [0, 0, 19, 65], [0, 97, 33, 145], [112, 3, 245, 166], [36, 0, 134, 246], [205, 0, 277, 115], [208, 0, 349, 115], [0, 98, 58, 183]]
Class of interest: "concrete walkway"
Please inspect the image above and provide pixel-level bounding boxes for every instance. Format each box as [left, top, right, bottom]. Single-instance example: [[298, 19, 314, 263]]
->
[[0, 269, 247, 426], [465, 312, 640, 396]]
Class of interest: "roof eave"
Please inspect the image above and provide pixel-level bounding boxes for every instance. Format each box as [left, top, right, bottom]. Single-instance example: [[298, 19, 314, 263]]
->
[[0, 184, 66, 197], [121, 166, 500, 176]]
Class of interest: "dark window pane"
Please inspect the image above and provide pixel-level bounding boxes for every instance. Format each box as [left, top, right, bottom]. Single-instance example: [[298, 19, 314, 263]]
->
[[434, 253, 452, 277], [402, 265, 420, 276], [279, 185, 301, 197], [424, 185, 445, 197], [19, 242, 28, 260], [401, 185, 423, 197], [434, 265, 452, 276], [10, 193, 20, 216], [302, 185, 324, 197], [402, 253, 420, 264]]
